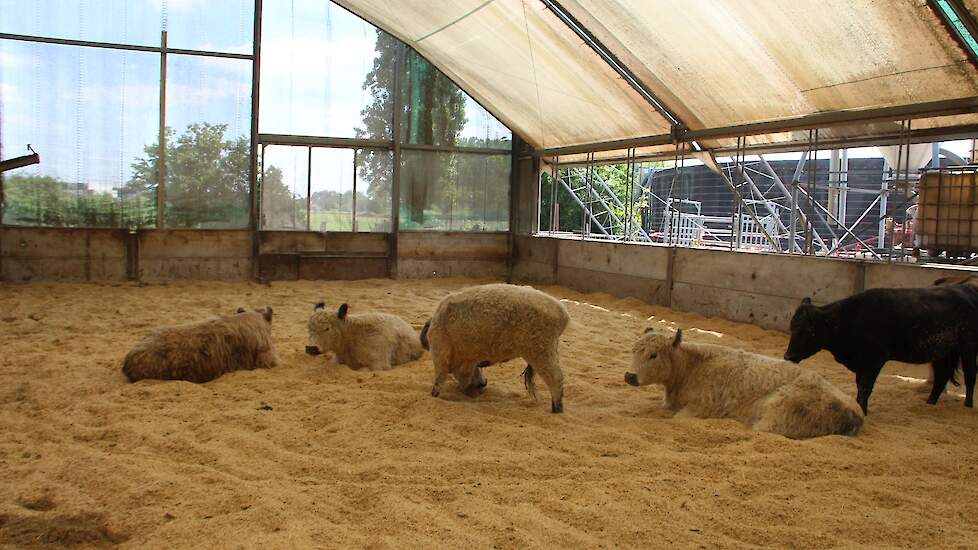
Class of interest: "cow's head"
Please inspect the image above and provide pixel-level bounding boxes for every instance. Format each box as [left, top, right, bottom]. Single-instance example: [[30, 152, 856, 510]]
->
[[455, 363, 489, 397], [306, 302, 348, 356], [783, 297, 825, 363], [625, 327, 681, 387], [236, 306, 273, 323]]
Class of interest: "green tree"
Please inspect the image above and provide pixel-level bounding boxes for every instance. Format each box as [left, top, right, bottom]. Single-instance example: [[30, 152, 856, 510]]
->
[[354, 32, 398, 212], [126, 122, 251, 228], [539, 164, 654, 236], [3, 175, 73, 226], [128, 122, 311, 230], [355, 32, 468, 228], [259, 164, 307, 230], [3, 173, 154, 228]]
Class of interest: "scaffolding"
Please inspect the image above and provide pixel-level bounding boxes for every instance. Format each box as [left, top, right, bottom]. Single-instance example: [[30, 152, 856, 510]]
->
[[540, 139, 977, 264]]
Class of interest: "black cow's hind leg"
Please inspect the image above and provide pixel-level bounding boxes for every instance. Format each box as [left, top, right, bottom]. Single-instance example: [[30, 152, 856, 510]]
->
[[961, 347, 977, 408], [927, 356, 957, 406], [855, 365, 884, 415]]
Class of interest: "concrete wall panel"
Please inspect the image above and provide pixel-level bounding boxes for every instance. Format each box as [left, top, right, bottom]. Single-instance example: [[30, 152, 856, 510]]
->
[[138, 230, 252, 281], [396, 232, 509, 280], [673, 248, 860, 305], [557, 266, 666, 304], [397, 232, 509, 260], [513, 235, 557, 264], [397, 259, 508, 279], [258, 254, 300, 281], [557, 240, 669, 280], [324, 233, 389, 255], [299, 257, 389, 280], [510, 262, 555, 285], [670, 281, 801, 330], [864, 262, 978, 289], [259, 232, 325, 254], [1, 227, 127, 282]]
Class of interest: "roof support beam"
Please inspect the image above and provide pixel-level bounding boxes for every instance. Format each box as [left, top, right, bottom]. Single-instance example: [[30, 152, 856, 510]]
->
[[545, 122, 978, 167], [539, 0, 685, 129], [542, 96, 978, 157]]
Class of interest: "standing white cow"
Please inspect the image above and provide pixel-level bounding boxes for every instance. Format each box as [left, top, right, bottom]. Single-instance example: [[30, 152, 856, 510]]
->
[[625, 328, 863, 439], [421, 284, 569, 413]]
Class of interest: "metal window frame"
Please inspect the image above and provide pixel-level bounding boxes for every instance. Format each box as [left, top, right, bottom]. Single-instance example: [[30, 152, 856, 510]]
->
[[0, 22, 257, 232], [0, 32, 254, 60]]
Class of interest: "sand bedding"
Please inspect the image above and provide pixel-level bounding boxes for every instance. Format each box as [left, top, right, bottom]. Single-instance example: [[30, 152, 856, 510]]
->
[[1, 277, 977, 549]]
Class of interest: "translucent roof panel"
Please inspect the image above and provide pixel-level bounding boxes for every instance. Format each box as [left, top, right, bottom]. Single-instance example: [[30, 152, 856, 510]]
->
[[333, 0, 673, 150], [559, 0, 978, 133]]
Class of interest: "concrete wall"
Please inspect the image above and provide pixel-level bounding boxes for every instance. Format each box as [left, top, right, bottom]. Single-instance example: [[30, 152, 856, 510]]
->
[[1, 227, 130, 282], [139, 230, 252, 281], [397, 231, 509, 279], [0, 227, 252, 282], [257, 231, 391, 281], [512, 235, 978, 331], [1, 227, 511, 283]]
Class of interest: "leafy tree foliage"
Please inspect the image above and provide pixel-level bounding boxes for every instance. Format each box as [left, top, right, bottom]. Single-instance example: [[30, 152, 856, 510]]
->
[[356, 31, 506, 229], [2, 123, 303, 230]]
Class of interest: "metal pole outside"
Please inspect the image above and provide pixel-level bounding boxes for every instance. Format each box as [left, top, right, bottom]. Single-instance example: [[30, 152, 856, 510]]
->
[[390, 42, 403, 277], [157, 30, 167, 229]]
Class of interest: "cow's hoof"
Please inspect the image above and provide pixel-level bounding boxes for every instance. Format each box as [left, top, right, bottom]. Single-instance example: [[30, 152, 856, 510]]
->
[[431, 386, 440, 398], [966, 400, 974, 408], [551, 400, 563, 414], [926, 397, 938, 405]]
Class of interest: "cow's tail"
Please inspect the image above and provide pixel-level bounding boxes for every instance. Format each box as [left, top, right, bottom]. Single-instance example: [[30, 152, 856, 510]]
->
[[951, 362, 962, 387], [420, 319, 431, 351], [522, 365, 538, 401]]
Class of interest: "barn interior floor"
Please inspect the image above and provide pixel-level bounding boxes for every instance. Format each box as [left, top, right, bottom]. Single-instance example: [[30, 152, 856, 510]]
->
[[1, 278, 976, 548]]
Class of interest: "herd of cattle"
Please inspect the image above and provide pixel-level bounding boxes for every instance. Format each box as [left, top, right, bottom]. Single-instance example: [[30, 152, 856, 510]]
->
[[121, 276, 978, 439]]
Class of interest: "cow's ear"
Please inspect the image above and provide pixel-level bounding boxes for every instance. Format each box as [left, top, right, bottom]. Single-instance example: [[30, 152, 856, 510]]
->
[[263, 306, 273, 323], [337, 303, 349, 320], [236, 307, 246, 314], [643, 327, 654, 334], [672, 329, 683, 348], [801, 297, 812, 306]]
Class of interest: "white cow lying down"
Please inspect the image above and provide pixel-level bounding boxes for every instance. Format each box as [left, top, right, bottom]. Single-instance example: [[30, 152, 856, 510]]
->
[[625, 328, 863, 439]]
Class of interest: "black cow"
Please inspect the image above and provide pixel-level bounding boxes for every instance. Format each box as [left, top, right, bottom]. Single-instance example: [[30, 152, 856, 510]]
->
[[783, 286, 978, 415]]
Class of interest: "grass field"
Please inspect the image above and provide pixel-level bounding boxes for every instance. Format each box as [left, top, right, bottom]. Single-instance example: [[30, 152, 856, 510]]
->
[[309, 210, 507, 232], [309, 211, 389, 232]]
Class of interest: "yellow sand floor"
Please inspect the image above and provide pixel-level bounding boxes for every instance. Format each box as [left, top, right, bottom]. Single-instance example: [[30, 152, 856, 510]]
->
[[1, 278, 976, 548]]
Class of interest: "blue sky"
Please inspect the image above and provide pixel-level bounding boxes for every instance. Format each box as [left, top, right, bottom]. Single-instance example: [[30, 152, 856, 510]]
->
[[0, 0, 510, 197]]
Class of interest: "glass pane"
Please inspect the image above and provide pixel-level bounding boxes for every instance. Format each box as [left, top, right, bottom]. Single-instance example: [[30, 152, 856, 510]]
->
[[164, 53, 252, 228], [165, 0, 253, 54], [259, 0, 394, 139], [355, 148, 392, 232], [0, 0, 162, 47], [0, 40, 159, 228], [459, 99, 512, 149], [401, 50, 510, 148], [400, 150, 510, 231], [309, 148, 354, 231], [261, 145, 308, 230]]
